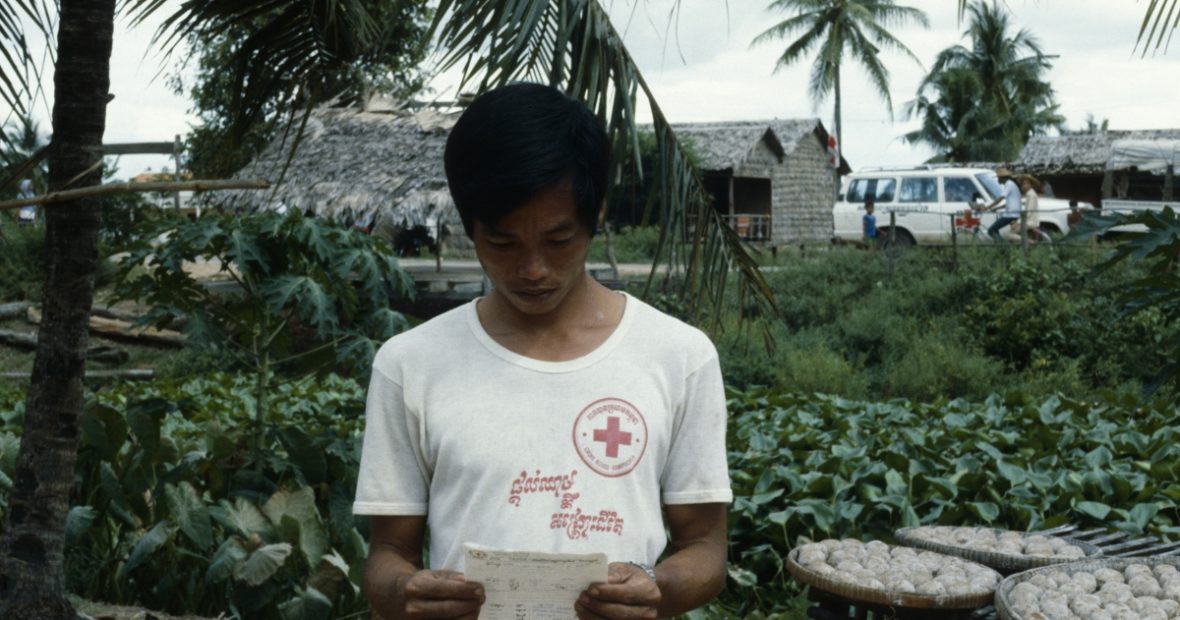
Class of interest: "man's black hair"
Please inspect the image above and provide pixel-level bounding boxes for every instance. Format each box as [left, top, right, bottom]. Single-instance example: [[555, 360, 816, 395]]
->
[[444, 82, 609, 238]]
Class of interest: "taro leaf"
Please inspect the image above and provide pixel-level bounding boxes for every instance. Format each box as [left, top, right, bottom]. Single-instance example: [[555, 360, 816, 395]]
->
[[0, 431, 19, 472], [278, 427, 326, 486], [122, 521, 176, 577], [885, 469, 907, 495], [277, 586, 333, 620], [212, 497, 272, 538], [265, 488, 328, 566], [234, 542, 294, 586], [126, 398, 170, 460], [967, 501, 999, 523], [79, 404, 127, 461], [728, 566, 758, 588], [65, 505, 99, 547], [1075, 500, 1112, 520], [165, 481, 214, 550], [207, 537, 249, 584]]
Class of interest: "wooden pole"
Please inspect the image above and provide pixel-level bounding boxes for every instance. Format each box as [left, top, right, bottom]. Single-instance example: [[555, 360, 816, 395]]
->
[[0, 179, 269, 211], [0, 369, 154, 381], [1020, 210, 1029, 253], [173, 134, 183, 212], [889, 211, 897, 246], [950, 213, 959, 270]]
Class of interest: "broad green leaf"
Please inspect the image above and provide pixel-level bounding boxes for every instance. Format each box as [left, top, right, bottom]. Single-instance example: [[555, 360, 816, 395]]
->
[[122, 521, 176, 577], [967, 501, 999, 523], [165, 481, 214, 550], [65, 505, 99, 546], [126, 398, 169, 459], [1129, 502, 1160, 530], [728, 566, 758, 588], [277, 586, 333, 620], [996, 461, 1027, 486], [234, 542, 293, 586], [207, 538, 249, 584], [1075, 501, 1112, 520], [213, 498, 272, 538]]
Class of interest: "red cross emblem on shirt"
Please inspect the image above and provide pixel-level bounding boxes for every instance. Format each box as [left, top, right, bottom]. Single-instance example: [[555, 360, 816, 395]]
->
[[592, 416, 632, 458], [955, 210, 981, 230]]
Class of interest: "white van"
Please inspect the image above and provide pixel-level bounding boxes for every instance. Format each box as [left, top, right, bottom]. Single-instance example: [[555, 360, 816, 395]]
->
[[832, 166, 1084, 245]]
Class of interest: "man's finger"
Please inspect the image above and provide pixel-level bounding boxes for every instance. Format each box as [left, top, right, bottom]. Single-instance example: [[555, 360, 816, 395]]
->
[[405, 571, 485, 601], [404, 597, 484, 619]]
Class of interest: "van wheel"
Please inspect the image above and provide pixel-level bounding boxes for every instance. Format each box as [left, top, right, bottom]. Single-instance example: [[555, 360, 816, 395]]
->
[[1040, 223, 1061, 239], [877, 229, 915, 249]]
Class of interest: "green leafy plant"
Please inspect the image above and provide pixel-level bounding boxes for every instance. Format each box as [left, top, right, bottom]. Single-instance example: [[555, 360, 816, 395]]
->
[[113, 210, 414, 467], [17, 372, 372, 618], [717, 389, 1180, 617]]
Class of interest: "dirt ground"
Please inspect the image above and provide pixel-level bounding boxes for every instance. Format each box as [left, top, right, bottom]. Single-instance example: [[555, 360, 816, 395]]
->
[[73, 598, 223, 620]]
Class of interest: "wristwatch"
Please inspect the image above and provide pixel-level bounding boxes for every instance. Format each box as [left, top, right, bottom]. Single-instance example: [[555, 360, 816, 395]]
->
[[629, 561, 657, 582]]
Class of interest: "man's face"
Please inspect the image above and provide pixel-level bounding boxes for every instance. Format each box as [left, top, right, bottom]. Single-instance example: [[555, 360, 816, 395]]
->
[[472, 184, 593, 319]]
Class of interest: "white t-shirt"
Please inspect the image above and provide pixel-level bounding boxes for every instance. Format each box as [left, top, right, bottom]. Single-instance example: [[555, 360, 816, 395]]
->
[[353, 292, 733, 571], [1002, 179, 1023, 218]]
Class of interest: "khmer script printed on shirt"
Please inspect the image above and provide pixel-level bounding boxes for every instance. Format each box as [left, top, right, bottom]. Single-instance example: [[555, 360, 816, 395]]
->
[[464, 543, 609, 619]]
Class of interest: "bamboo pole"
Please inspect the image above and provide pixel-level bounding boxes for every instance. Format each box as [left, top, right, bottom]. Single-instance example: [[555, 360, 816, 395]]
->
[[0, 179, 269, 211]]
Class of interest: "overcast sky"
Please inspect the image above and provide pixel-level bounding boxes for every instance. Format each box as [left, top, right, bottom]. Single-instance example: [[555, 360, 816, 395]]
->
[[11, 0, 1180, 178]]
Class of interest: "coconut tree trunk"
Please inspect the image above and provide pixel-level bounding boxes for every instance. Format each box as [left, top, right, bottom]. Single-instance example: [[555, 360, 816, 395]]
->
[[0, 1, 115, 618], [833, 63, 843, 195]]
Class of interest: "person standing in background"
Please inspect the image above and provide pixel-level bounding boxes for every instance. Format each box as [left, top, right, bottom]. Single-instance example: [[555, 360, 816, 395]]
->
[[16, 179, 36, 225], [862, 195, 878, 246]]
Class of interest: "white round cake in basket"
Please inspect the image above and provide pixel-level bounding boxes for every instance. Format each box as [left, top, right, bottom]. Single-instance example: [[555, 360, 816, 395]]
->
[[787, 538, 1001, 610]]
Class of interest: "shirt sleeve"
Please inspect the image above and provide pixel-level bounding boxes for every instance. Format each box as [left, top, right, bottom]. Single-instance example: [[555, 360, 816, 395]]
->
[[352, 364, 430, 515], [660, 351, 733, 505]]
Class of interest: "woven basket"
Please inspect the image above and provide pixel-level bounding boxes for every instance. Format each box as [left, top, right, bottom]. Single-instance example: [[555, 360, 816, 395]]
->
[[785, 544, 997, 611], [994, 556, 1180, 620], [894, 527, 1102, 573]]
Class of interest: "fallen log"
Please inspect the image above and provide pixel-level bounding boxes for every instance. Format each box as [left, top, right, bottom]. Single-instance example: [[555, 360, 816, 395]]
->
[[91, 305, 188, 331], [0, 301, 32, 321], [0, 329, 131, 364], [27, 308, 186, 348], [0, 369, 154, 381]]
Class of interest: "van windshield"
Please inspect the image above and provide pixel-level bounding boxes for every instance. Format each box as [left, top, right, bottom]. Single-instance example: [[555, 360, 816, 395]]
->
[[975, 172, 1002, 201]]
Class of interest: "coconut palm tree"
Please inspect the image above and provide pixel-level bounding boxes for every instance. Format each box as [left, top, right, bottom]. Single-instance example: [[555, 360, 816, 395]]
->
[[751, 0, 929, 162], [902, 0, 1064, 162], [0, 1, 769, 616]]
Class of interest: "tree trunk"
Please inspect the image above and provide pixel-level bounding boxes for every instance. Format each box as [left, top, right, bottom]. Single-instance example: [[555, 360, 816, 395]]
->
[[833, 63, 842, 195], [0, 1, 115, 618]]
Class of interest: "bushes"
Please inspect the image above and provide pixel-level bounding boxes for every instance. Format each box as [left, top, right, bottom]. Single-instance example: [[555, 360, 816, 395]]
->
[[717, 246, 1180, 402], [1, 373, 370, 618]]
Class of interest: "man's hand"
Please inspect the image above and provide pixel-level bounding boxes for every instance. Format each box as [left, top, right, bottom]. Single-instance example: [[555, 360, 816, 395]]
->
[[575, 562, 661, 619], [396, 570, 485, 619]]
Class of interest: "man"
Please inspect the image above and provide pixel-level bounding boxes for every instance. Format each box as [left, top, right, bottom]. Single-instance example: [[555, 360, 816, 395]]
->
[[353, 82, 732, 619], [983, 167, 1022, 242], [862, 195, 877, 246]]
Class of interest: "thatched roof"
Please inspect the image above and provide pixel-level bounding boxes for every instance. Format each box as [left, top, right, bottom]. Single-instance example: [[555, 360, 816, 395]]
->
[[670, 119, 852, 174], [217, 106, 462, 231], [1016, 130, 1180, 175]]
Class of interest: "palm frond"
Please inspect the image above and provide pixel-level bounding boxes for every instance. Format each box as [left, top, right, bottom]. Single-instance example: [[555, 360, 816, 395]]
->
[[0, 0, 55, 122], [431, 0, 775, 323]]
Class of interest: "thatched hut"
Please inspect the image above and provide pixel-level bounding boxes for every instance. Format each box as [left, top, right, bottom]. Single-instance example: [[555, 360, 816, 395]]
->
[[1015, 129, 1180, 206], [217, 105, 465, 253], [672, 119, 851, 246]]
